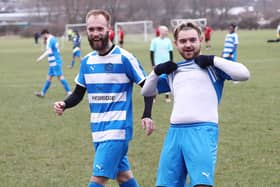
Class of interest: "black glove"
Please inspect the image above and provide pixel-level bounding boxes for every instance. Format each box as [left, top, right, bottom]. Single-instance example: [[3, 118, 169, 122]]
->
[[194, 55, 214, 69], [154, 61, 178, 75]]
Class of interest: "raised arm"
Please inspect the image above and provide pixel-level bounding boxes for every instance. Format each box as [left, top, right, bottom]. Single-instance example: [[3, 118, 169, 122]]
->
[[194, 55, 250, 81], [213, 56, 250, 81], [141, 61, 177, 97]]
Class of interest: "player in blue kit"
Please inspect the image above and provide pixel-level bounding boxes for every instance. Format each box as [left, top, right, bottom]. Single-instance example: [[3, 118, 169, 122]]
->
[[68, 30, 82, 68], [35, 29, 71, 97], [222, 23, 239, 62], [54, 9, 155, 187], [142, 22, 250, 187]]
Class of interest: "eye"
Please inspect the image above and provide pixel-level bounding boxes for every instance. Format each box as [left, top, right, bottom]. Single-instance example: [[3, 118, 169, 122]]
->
[[179, 39, 187, 44], [88, 27, 94, 32], [189, 38, 197, 43]]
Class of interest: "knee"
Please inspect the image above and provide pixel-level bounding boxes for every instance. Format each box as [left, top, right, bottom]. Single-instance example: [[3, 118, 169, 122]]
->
[[90, 176, 108, 186], [116, 170, 133, 183]]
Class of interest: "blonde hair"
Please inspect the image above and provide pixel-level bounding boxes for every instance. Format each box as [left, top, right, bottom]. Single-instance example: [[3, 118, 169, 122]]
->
[[85, 9, 111, 25], [173, 22, 202, 40]]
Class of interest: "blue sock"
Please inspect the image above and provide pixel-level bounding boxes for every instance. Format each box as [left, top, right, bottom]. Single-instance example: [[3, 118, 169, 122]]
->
[[71, 60, 75, 67], [42, 80, 51, 94], [88, 182, 104, 187], [60, 79, 71, 93], [119, 178, 139, 187]]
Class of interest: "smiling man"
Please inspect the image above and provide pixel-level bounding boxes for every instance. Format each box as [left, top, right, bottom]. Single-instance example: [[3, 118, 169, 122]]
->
[[141, 22, 250, 187], [54, 9, 155, 187]]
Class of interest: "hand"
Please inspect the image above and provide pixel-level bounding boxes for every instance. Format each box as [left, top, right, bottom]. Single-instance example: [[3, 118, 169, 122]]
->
[[154, 61, 177, 75], [54, 101, 66, 116], [141, 118, 155, 136], [194, 55, 214, 69]]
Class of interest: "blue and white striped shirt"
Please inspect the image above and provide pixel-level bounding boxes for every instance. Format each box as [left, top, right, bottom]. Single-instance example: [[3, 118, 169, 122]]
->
[[46, 35, 62, 66], [222, 32, 239, 61], [75, 45, 146, 142]]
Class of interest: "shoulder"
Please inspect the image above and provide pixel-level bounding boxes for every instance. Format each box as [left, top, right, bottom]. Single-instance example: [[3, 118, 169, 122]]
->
[[119, 47, 136, 60]]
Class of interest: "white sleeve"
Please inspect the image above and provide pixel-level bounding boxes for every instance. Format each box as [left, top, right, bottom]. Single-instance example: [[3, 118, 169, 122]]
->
[[213, 56, 250, 81], [36, 49, 51, 62], [141, 71, 158, 96]]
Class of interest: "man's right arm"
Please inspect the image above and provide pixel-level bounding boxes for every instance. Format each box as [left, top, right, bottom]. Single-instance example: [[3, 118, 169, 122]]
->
[[141, 61, 177, 97], [150, 51, 155, 66], [54, 84, 86, 115]]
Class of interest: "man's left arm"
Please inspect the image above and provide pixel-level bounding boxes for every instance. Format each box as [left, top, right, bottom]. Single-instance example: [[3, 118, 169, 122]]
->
[[36, 49, 49, 62], [195, 55, 250, 81], [139, 80, 155, 136]]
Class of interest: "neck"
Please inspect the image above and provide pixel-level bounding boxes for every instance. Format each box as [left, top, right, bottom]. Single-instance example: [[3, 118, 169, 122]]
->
[[98, 42, 113, 55], [98, 42, 114, 56]]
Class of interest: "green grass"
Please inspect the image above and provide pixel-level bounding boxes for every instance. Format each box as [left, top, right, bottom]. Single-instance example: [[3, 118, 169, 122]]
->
[[0, 30, 279, 187]]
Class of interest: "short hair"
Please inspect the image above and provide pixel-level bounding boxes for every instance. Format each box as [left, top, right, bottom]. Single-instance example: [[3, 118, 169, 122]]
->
[[85, 9, 111, 25], [41, 29, 49, 35], [173, 22, 202, 40]]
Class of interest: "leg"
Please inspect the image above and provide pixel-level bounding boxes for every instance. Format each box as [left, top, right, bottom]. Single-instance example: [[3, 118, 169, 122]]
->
[[165, 93, 171, 103], [58, 75, 71, 95], [35, 75, 52, 97], [182, 125, 218, 187], [156, 127, 187, 187], [88, 176, 108, 187], [117, 170, 139, 187], [91, 141, 130, 185]]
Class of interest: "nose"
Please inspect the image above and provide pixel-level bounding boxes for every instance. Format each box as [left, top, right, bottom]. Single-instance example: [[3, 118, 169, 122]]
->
[[184, 40, 192, 47]]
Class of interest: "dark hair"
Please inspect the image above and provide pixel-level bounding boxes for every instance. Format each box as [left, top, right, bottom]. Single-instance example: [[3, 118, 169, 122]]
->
[[230, 23, 237, 29], [173, 22, 202, 40], [41, 29, 49, 35]]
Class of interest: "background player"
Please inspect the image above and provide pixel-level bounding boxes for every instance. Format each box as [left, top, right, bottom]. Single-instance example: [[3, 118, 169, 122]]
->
[[222, 23, 239, 61], [204, 24, 212, 49], [35, 29, 71, 98], [68, 30, 81, 68], [118, 25, 124, 47], [150, 25, 173, 103]]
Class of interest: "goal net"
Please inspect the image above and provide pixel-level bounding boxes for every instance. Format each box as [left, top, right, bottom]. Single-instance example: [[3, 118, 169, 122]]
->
[[170, 18, 207, 29], [114, 20, 154, 43]]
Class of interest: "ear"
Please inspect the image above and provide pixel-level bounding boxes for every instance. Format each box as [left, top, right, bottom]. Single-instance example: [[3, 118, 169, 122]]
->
[[173, 40, 178, 48]]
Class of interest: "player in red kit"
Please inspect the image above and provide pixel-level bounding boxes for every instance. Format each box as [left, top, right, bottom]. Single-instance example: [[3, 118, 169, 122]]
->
[[204, 25, 212, 49]]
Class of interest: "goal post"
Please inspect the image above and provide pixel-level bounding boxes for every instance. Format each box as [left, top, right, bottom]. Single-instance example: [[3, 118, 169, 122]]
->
[[64, 23, 87, 39], [114, 20, 154, 43], [170, 18, 207, 29]]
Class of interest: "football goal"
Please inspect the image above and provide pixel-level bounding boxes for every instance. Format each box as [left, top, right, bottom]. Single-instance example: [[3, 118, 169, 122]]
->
[[170, 18, 207, 29], [114, 20, 154, 43]]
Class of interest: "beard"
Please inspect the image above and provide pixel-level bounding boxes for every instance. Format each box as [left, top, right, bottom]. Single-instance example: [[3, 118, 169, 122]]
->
[[87, 32, 109, 51], [179, 46, 201, 60]]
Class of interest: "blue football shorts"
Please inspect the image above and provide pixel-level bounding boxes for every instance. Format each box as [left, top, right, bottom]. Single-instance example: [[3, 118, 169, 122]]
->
[[92, 140, 131, 179], [48, 65, 63, 77], [73, 50, 81, 57], [73, 47, 81, 57], [156, 122, 219, 187]]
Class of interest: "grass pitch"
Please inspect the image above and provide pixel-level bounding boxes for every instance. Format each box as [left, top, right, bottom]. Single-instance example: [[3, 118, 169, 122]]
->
[[0, 30, 279, 187]]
